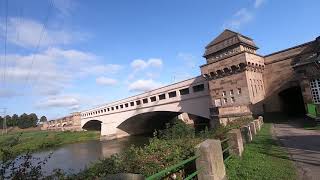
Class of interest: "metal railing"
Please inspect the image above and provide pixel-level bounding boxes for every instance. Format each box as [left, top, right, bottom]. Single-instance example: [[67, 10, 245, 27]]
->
[[307, 103, 319, 118], [146, 154, 201, 180], [147, 138, 233, 180], [221, 138, 233, 162]]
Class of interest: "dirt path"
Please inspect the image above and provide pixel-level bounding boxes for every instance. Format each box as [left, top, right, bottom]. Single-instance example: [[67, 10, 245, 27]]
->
[[273, 122, 320, 180]]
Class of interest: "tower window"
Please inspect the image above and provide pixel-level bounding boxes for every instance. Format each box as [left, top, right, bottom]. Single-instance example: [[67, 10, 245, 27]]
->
[[237, 88, 242, 94], [136, 100, 141, 105], [222, 91, 226, 97], [143, 98, 148, 104], [231, 97, 235, 103], [125, 103, 128, 107], [223, 98, 228, 104], [230, 90, 234, 95], [130, 102, 134, 106]]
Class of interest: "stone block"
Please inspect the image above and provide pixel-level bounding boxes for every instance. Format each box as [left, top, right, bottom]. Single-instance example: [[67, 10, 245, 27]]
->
[[195, 139, 226, 180], [254, 120, 261, 131], [227, 129, 244, 156], [258, 116, 264, 125], [249, 122, 257, 136], [240, 125, 252, 143], [104, 173, 145, 180]]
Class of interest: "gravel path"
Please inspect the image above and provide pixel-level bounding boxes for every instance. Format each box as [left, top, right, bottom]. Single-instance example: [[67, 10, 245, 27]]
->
[[273, 122, 320, 180]]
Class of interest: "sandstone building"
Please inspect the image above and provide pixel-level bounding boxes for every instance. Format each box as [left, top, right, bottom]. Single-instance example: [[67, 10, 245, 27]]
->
[[43, 29, 320, 134], [41, 112, 81, 131], [201, 29, 320, 124]]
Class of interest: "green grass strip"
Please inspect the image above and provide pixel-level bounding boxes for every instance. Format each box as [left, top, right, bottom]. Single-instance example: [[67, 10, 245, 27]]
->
[[225, 123, 297, 180]]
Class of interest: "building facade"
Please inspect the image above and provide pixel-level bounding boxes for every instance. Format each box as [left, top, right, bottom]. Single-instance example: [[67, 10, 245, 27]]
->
[[41, 112, 82, 131], [201, 29, 320, 124]]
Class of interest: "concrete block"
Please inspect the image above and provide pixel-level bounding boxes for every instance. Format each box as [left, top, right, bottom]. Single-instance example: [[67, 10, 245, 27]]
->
[[104, 173, 145, 180], [249, 122, 257, 136], [240, 125, 252, 143], [195, 139, 226, 180], [258, 116, 264, 124], [227, 129, 244, 156]]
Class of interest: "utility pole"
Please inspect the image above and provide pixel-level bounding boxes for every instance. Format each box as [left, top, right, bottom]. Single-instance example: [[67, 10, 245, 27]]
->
[[1, 108, 7, 135]]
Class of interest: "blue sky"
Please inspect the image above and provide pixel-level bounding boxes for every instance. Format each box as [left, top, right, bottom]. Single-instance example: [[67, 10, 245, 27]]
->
[[0, 0, 319, 119]]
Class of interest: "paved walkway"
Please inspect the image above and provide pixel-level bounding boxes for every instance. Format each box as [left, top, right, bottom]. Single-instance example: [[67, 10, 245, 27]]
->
[[273, 122, 320, 180]]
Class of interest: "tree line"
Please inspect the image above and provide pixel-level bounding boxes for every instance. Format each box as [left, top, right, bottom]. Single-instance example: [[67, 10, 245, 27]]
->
[[0, 113, 47, 129]]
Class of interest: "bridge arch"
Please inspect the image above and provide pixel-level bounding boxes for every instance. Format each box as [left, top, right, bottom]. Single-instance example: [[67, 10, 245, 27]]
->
[[82, 120, 102, 131]]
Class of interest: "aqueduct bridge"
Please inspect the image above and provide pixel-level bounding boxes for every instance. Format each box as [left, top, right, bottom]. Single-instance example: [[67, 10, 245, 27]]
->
[[80, 76, 211, 140]]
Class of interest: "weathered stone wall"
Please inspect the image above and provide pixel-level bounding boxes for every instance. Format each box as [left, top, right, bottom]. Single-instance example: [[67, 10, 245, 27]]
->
[[262, 42, 314, 112]]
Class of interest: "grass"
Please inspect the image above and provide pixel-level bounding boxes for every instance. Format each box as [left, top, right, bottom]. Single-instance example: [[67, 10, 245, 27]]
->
[[0, 130, 100, 158], [225, 123, 297, 180]]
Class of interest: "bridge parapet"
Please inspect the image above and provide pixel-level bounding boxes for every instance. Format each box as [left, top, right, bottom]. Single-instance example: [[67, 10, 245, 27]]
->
[[81, 76, 209, 120]]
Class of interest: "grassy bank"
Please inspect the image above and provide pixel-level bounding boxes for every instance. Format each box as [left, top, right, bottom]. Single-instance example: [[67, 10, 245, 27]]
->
[[225, 123, 297, 180], [0, 130, 100, 158]]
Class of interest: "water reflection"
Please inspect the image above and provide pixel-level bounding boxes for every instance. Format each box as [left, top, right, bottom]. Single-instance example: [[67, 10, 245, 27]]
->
[[31, 136, 149, 174]]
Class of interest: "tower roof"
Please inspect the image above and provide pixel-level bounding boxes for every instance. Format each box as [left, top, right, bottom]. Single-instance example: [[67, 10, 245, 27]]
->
[[204, 29, 258, 57]]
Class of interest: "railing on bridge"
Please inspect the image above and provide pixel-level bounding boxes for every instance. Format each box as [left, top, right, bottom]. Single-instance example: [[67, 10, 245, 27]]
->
[[146, 138, 232, 180]]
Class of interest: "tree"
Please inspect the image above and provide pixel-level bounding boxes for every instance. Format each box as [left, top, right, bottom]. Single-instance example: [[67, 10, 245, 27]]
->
[[0, 116, 3, 129], [5, 115, 12, 127], [40, 116, 47, 122], [11, 114, 19, 127], [18, 113, 29, 129], [28, 113, 38, 127]]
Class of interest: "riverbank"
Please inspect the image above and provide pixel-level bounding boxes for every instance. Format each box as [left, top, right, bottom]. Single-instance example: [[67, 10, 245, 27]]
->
[[0, 130, 100, 158], [225, 123, 297, 180]]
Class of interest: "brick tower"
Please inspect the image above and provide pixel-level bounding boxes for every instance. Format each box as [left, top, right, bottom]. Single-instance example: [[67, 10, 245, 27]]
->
[[201, 29, 266, 125]]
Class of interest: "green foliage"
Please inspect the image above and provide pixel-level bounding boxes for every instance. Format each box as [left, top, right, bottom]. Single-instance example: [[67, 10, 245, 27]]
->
[[76, 137, 202, 179], [156, 118, 195, 140], [225, 123, 297, 180], [0, 131, 100, 159], [40, 115, 48, 122]]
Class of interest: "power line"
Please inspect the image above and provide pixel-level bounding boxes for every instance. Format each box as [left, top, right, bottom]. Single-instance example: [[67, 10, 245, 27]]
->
[[23, 0, 54, 91]]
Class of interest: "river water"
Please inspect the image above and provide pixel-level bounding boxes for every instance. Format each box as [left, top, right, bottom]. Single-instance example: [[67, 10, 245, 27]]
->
[[30, 136, 149, 174]]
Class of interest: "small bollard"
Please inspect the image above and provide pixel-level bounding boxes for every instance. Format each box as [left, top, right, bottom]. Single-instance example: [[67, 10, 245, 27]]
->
[[227, 129, 244, 156], [195, 139, 226, 180], [249, 122, 257, 136], [254, 120, 261, 131], [258, 116, 264, 125], [240, 125, 253, 143]]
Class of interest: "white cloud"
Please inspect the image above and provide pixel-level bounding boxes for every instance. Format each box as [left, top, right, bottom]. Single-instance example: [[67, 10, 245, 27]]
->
[[0, 17, 85, 48], [223, 8, 253, 30], [131, 58, 163, 71], [0, 47, 122, 97], [96, 77, 117, 86], [254, 0, 265, 8], [53, 0, 75, 16], [222, 0, 266, 30], [177, 53, 198, 68], [128, 79, 162, 92], [35, 95, 79, 109], [131, 59, 148, 71]]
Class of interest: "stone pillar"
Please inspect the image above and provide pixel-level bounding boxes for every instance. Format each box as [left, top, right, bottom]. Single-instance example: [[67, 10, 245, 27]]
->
[[254, 120, 261, 131], [249, 122, 257, 136], [240, 125, 252, 144], [227, 129, 244, 156], [195, 139, 226, 180], [258, 116, 264, 125]]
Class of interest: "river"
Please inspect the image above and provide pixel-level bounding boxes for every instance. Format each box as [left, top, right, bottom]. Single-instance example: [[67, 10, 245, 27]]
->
[[30, 136, 149, 175]]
